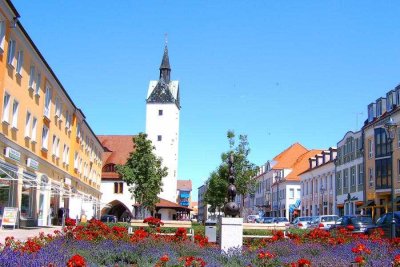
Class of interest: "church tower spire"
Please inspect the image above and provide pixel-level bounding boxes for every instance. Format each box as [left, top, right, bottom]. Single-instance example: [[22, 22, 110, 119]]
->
[[159, 44, 171, 83]]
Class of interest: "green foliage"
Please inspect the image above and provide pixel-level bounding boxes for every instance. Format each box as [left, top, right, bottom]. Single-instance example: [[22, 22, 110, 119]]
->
[[205, 130, 259, 216], [116, 133, 168, 215]]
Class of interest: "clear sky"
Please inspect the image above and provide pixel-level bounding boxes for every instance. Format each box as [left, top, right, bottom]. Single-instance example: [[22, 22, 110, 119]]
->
[[12, 1, 400, 201]]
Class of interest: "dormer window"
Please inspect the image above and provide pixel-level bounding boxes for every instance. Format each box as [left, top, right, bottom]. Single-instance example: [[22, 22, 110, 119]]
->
[[103, 164, 115, 172], [387, 91, 395, 111], [376, 99, 382, 117], [368, 103, 376, 123]]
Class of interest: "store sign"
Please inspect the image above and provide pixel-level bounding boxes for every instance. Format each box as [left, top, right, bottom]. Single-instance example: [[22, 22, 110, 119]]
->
[[4, 147, 20, 162], [1, 207, 18, 229], [26, 158, 39, 170]]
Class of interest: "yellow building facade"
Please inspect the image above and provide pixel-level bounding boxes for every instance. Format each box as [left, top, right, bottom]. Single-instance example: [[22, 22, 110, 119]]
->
[[0, 0, 103, 227], [363, 87, 400, 220]]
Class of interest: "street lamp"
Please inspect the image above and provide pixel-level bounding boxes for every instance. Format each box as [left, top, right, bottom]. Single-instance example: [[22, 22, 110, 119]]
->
[[384, 117, 397, 239], [320, 184, 325, 215], [275, 171, 283, 217]]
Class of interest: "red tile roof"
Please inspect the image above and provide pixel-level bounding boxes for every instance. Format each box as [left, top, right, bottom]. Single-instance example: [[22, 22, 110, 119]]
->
[[97, 135, 136, 180], [285, 149, 323, 181], [177, 180, 192, 191], [273, 143, 308, 169], [134, 198, 192, 211]]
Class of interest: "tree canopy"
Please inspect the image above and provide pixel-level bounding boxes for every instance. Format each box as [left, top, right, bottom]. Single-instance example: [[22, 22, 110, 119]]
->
[[115, 133, 168, 216], [204, 130, 258, 217]]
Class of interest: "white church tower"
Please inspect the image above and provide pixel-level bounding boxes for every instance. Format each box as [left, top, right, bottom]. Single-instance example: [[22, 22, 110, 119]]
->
[[146, 44, 180, 203]]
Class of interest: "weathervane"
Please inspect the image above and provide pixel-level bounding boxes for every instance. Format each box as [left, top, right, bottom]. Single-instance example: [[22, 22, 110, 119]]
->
[[224, 153, 240, 217]]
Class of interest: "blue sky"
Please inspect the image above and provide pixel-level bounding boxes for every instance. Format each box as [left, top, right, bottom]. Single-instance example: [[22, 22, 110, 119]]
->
[[13, 1, 400, 200]]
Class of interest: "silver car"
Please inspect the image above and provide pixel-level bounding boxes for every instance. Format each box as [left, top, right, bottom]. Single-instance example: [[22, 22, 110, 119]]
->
[[310, 215, 339, 230], [292, 216, 313, 229]]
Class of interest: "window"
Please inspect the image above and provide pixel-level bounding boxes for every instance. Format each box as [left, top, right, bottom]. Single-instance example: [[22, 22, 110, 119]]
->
[[55, 97, 61, 118], [41, 126, 49, 150], [368, 139, 373, 158], [77, 122, 81, 139], [55, 137, 60, 158], [7, 40, 16, 66], [11, 100, 19, 129], [65, 110, 70, 129], [369, 168, 373, 187], [44, 86, 52, 118], [52, 135, 57, 156], [24, 111, 31, 138], [398, 128, 400, 148], [343, 169, 348, 188], [157, 135, 162, 141], [16, 50, 23, 76], [35, 72, 41, 95], [31, 117, 37, 142], [350, 166, 356, 186], [158, 109, 163, 116], [74, 152, 78, 169], [358, 164, 364, 185], [2, 92, 10, 123], [336, 171, 341, 190], [66, 147, 70, 166], [375, 158, 391, 189], [289, 188, 294, 199], [28, 66, 35, 90], [114, 182, 123, 194], [375, 128, 390, 158], [63, 145, 67, 163], [0, 20, 5, 52]]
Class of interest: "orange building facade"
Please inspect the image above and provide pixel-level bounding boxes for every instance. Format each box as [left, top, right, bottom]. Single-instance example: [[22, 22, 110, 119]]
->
[[0, 0, 103, 227]]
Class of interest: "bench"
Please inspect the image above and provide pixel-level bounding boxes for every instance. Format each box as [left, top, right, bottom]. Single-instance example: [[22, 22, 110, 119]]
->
[[242, 223, 287, 239], [129, 219, 194, 242]]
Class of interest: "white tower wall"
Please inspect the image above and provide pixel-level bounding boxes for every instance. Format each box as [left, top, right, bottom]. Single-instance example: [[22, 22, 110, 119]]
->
[[146, 99, 179, 202]]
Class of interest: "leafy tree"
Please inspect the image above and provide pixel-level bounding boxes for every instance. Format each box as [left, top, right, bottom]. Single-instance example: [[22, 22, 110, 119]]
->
[[204, 166, 228, 216], [224, 130, 258, 217], [204, 130, 258, 217], [116, 133, 168, 218]]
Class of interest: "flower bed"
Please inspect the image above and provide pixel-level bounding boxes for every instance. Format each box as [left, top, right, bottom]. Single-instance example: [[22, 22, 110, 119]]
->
[[0, 219, 399, 266]]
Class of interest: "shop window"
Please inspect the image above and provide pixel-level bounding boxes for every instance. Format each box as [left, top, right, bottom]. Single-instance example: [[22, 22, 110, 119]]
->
[[21, 182, 34, 219]]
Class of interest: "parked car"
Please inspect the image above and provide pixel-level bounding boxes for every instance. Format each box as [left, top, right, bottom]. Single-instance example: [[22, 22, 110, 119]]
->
[[367, 212, 400, 238], [274, 217, 290, 227], [330, 215, 375, 234], [309, 215, 339, 230], [259, 217, 275, 224], [291, 216, 313, 229], [100, 215, 117, 223], [247, 215, 260, 223]]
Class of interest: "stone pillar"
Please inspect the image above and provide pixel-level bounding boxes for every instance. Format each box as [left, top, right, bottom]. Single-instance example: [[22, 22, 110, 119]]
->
[[219, 217, 243, 253]]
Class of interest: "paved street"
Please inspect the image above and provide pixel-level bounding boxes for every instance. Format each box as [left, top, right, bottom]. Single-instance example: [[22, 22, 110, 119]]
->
[[0, 226, 62, 243]]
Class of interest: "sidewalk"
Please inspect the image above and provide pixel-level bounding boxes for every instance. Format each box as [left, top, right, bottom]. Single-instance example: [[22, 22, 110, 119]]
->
[[0, 226, 62, 243]]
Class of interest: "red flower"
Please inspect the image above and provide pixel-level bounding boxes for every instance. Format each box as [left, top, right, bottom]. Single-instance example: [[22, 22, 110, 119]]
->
[[67, 254, 86, 267], [160, 254, 169, 262], [354, 255, 366, 266], [347, 225, 355, 231], [297, 258, 311, 267], [393, 254, 400, 267]]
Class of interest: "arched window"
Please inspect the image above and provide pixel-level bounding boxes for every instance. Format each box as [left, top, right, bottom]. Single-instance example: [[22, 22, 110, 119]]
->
[[103, 164, 115, 172]]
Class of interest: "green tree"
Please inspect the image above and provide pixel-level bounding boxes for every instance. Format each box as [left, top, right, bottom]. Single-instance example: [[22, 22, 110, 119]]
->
[[204, 166, 228, 216], [223, 130, 258, 217], [204, 130, 258, 218], [115, 133, 168, 218]]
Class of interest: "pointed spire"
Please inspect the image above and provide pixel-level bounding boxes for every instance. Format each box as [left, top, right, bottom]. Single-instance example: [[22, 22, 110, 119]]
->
[[159, 35, 171, 83], [160, 45, 171, 70]]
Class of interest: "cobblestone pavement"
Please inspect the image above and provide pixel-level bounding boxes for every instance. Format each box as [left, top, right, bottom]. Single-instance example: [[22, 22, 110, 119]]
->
[[0, 226, 62, 243]]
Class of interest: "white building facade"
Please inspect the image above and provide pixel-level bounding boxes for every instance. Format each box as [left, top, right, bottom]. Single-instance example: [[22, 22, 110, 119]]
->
[[146, 45, 180, 203], [300, 148, 337, 216], [336, 131, 364, 216]]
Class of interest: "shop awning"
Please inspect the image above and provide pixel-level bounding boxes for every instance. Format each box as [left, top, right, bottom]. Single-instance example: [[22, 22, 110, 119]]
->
[[360, 200, 375, 208]]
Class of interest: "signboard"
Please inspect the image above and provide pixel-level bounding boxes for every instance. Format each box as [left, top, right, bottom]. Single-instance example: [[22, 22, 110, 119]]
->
[[1, 207, 18, 229], [5, 147, 21, 162], [26, 158, 39, 170], [395, 189, 400, 195]]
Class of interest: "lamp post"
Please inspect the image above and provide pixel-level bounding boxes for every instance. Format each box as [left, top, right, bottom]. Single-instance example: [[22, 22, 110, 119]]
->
[[320, 184, 325, 215], [275, 171, 283, 217], [384, 117, 397, 239]]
